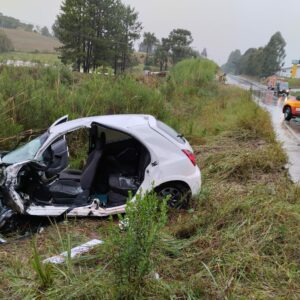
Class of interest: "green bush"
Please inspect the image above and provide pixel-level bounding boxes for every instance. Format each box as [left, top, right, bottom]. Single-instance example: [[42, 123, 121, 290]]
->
[[106, 192, 168, 298], [168, 58, 218, 96]]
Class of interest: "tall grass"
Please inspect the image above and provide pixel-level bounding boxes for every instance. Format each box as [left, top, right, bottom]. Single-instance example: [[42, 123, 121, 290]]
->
[[106, 192, 168, 298], [1, 59, 300, 299], [0, 66, 167, 148], [170, 58, 218, 87]]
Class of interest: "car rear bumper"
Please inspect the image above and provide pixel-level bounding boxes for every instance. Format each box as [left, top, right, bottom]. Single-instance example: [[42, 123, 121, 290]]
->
[[188, 166, 201, 196]]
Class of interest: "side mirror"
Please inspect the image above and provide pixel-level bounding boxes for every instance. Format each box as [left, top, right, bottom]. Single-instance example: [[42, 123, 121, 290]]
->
[[296, 96, 300, 101]]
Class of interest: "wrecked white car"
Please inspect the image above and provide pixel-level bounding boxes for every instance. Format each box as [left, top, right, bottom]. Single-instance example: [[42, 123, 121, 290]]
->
[[0, 115, 201, 229]]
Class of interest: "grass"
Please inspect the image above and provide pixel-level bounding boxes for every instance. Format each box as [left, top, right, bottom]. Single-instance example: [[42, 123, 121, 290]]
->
[[1, 28, 61, 53], [0, 51, 60, 65], [287, 77, 300, 89], [0, 58, 300, 298]]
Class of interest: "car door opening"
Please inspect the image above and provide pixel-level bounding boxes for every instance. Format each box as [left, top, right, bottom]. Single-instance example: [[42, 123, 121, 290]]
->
[[18, 123, 151, 209]]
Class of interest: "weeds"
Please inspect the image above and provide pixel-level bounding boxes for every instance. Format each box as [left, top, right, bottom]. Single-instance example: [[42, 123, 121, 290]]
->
[[1, 59, 300, 298], [31, 239, 53, 288], [106, 192, 168, 298]]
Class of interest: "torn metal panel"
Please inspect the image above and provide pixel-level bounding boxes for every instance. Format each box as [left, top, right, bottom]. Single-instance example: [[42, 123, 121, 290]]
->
[[43, 239, 104, 264], [66, 202, 126, 217], [26, 205, 69, 216]]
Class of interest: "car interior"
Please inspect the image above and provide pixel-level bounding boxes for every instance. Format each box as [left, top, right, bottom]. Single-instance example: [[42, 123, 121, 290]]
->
[[31, 123, 151, 208]]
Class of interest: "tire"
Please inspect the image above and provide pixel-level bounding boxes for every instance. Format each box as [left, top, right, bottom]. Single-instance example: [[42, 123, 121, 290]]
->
[[284, 106, 292, 121], [155, 183, 191, 209]]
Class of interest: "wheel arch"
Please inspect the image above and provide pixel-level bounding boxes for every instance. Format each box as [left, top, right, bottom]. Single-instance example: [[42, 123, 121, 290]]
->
[[283, 104, 291, 114], [154, 180, 191, 193]]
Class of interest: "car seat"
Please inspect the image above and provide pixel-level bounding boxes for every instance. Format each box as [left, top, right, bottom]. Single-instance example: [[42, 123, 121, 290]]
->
[[50, 133, 106, 205], [108, 146, 150, 197]]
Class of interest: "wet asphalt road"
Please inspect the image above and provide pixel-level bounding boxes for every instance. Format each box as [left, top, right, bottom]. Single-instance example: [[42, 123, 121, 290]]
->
[[228, 74, 300, 183]]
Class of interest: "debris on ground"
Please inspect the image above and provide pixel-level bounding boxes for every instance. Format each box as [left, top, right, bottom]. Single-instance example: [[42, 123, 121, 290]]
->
[[43, 239, 104, 264], [0, 236, 7, 244]]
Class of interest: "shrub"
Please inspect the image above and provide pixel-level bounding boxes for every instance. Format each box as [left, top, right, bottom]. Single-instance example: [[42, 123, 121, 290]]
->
[[106, 192, 168, 298], [0, 30, 14, 53]]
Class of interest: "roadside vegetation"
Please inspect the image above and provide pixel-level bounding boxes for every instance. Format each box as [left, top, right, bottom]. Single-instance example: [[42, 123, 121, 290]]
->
[[287, 77, 300, 89], [0, 58, 300, 298], [0, 52, 60, 65]]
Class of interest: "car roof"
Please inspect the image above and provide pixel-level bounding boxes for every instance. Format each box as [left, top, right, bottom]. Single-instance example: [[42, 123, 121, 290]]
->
[[49, 114, 156, 135]]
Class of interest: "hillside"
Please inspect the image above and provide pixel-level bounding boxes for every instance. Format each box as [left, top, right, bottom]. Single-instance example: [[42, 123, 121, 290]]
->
[[2, 28, 61, 53]]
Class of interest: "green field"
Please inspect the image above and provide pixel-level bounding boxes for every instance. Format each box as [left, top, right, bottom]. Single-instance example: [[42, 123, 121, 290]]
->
[[0, 60, 299, 298], [287, 77, 300, 89], [0, 51, 60, 65]]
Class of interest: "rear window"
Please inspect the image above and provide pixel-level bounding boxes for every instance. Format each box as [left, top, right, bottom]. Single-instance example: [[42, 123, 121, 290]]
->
[[157, 121, 186, 144]]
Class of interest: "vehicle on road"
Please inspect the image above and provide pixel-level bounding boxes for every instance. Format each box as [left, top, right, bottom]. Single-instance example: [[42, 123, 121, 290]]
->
[[282, 96, 300, 120], [0, 115, 201, 229], [274, 81, 289, 96]]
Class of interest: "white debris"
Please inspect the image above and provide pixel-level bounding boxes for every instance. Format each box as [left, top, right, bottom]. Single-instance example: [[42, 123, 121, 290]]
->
[[0, 237, 7, 244], [43, 239, 104, 264], [38, 227, 45, 234]]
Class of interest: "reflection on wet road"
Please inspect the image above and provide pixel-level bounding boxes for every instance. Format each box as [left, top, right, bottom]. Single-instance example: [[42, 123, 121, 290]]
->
[[228, 75, 300, 183]]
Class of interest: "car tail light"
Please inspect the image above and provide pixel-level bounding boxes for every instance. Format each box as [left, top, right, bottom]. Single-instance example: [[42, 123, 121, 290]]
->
[[182, 149, 197, 166]]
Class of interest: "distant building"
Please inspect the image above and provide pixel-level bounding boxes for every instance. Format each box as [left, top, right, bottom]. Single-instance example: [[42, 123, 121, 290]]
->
[[277, 65, 300, 78]]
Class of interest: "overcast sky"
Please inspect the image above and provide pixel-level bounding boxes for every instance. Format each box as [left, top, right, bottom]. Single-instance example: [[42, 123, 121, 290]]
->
[[1, 0, 299, 65]]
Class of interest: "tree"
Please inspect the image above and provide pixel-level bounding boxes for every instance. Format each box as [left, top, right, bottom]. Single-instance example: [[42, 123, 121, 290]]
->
[[24, 24, 34, 32], [53, 0, 141, 73], [141, 32, 158, 64], [201, 48, 207, 58], [41, 26, 51, 37], [224, 32, 286, 77], [115, 4, 142, 72], [0, 12, 34, 31], [0, 30, 14, 52], [238, 48, 259, 75], [154, 38, 170, 71], [222, 49, 241, 74], [167, 29, 193, 64], [261, 31, 286, 77]]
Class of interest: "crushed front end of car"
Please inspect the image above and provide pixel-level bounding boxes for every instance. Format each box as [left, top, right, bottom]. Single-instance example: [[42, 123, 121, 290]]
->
[[0, 159, 24, 230]]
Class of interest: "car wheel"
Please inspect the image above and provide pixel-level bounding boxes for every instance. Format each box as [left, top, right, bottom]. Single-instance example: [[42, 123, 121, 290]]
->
[[156, 183, 191, 209], [284, 107, 292, 121]]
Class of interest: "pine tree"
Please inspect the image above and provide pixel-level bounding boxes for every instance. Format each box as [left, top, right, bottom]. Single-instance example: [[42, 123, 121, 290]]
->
[[168, 29, 193, 64], [53, 0, 141, 73]]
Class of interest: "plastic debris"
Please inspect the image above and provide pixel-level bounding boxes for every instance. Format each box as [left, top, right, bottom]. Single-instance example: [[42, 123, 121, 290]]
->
[[38, 227, 45, 234], [43, 239, 104, 264], [0, 237, 7, 244]]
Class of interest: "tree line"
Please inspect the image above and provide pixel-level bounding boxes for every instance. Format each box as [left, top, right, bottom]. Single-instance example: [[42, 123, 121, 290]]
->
[[0, 12, 52, 37], [140, 30, 207, 71], [53, 0, 206, 73], [0, 12, 33, 31], [222, 32, 286, 78]]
